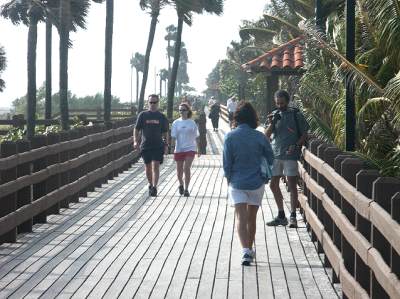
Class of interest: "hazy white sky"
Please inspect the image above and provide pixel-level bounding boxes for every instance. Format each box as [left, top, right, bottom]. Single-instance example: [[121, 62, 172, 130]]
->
[[0, 0, 267, 108]]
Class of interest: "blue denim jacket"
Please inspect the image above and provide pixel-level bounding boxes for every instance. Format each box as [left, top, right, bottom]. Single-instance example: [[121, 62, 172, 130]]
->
[[223, 124, 274, 190]]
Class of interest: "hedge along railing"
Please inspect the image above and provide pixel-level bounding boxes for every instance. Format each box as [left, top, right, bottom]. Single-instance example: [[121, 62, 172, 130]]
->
[[298, 139, 400, 299], [0, 117, 139, 244]]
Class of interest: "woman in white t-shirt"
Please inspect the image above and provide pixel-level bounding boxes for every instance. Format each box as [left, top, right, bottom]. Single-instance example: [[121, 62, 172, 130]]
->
[[171, 103, 200, 197]]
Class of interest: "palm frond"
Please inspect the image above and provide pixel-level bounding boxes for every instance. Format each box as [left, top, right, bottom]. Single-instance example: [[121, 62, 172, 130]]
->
[[300, 21, 385, 95], [303, 107, 335, 142], [263, 13, 303, 36]]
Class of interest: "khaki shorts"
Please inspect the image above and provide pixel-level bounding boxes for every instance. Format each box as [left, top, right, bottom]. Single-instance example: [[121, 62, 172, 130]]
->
[[271, 159, 299, 177], [228, 184, 265, 207]]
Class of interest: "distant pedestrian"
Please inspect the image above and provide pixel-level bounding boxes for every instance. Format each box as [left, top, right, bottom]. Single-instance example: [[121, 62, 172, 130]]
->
[[223, 101, 274, 266], [265, 90, 309, 228], [226, 95, 237, 129], [171, 103, 200, 197], [133, 94, 169, 197], [209, 99, 221, 131]]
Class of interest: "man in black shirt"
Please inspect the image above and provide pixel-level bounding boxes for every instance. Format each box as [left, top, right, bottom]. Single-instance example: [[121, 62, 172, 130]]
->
[[134, 94, 169, 196]]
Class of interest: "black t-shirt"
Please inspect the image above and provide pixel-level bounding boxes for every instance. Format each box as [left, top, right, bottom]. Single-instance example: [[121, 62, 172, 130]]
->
[[135, 110, 169, 150]]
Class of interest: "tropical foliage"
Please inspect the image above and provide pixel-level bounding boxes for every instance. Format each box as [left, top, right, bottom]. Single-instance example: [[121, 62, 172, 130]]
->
[[0, 45, 5, 92], [207, 0, 400, 176]]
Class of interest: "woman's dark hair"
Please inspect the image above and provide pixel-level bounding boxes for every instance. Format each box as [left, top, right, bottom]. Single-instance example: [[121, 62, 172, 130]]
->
[[274, 89, 290, 102], [179, 102, 192, 118], [232, 101, 259, 129]]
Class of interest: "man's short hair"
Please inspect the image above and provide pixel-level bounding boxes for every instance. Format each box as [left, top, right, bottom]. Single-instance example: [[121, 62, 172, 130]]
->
[[148, 94, 159, 100], [274, 90, 290, 102]]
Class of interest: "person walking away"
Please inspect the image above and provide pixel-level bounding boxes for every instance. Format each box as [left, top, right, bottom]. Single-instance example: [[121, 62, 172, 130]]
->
[[209, 100, 221, 131], [265, 90, 309, 228], [223, 101, 274, 266], [171, 103, 200, 197], [134, 94, 169, 197], [226, 95, 237, 129]]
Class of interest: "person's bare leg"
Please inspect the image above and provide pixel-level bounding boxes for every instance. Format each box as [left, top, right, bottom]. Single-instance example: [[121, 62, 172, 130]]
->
[[152, 161, 160, 187], [234, 203, 249, 249], [287, 176, 298, 213], [183, 156, 195, 190], [176, 160, 184, 187], [247, 205, 259, 249], [145, 163, 152, 186], [269, 176, 284, 211]]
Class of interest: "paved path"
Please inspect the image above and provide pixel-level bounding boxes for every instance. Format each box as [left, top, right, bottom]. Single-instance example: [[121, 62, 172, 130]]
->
[[0, 119, 341, 298]]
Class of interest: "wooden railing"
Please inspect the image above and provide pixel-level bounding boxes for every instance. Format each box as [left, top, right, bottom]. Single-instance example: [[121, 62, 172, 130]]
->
[[0, 118, 138, 244], [220, 104, 229, 123], [298, 139, 400, 299]]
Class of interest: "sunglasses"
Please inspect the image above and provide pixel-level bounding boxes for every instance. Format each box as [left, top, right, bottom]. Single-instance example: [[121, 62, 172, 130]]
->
[[149, 101, 158, 104], [179, 109, 188, 112]]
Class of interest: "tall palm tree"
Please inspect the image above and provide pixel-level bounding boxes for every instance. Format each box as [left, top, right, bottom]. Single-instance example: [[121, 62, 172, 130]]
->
[[0, 46, 6, 92], [1, 0, 46, 138], [58, 0, 102, 130], [167, 0, 224, 119], [138, 0, 168, 112], [130, 52, 145, 104], [164, 24, 177, 75], [159, 68, 169, 97], [103, 0, 113, 123]]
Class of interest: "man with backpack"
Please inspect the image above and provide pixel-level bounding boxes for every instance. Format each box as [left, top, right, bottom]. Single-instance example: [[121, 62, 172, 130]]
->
[[264, 90, 309, 228]]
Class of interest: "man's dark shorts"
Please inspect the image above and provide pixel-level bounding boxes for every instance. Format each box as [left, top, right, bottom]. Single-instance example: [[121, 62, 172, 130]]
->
[[141, 148, 164, 165]]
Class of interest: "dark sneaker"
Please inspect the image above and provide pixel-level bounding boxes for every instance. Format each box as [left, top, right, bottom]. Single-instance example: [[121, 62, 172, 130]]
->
[[289, 216, 298, 228], [241, 253, 252, 266], [148, 185, 153, 196], [178, 185, 184, 195], [184, 190, 190, 197], [150, 186, 157, 197], [266, 216, 288, 226]]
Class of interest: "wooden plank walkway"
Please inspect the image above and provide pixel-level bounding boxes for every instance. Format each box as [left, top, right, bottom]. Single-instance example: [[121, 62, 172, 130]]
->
[[0, 120, 341, 298]]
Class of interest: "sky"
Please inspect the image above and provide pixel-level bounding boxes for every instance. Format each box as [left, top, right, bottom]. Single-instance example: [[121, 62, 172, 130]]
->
[[0, 0, 267, 108]]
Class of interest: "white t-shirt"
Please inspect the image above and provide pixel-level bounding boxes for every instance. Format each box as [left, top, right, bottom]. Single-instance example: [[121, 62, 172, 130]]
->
[[227, 101, 237, 113], [171, 118, 200, 153]]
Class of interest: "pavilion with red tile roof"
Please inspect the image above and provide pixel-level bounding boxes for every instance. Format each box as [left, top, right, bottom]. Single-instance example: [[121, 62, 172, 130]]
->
[[241, 36, 306, 113]]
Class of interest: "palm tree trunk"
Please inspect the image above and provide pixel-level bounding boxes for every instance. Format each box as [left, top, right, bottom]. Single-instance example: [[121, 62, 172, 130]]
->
[[159, 76, 162, 97], [104, 0, 114, 123], [167, 14, 183, 120], [59, 0, 70, 131], [45, 17, 52, 120], [27, 12, 38, 139], [138, 10, 159, 112], [136, 69, 139, 104], [167, 39, 171, 76]]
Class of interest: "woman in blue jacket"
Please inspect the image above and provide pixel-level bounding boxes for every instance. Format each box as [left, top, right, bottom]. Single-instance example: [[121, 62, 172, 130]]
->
[[223, 101, 274, 266]]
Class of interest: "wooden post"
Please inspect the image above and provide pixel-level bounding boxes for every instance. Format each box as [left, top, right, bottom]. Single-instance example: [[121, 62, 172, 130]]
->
[[59, 131, 70, 208], [355, 169, 379, 295], [31, 135, 48, 224], [0, 141, 17, 243], [371, 177, 400, 299], [197, 112, 207, 154], [46, 133, 61, 214], [391, 192, 400, 278], [16, 140, 33, 233], [265, 75, 278, 115]]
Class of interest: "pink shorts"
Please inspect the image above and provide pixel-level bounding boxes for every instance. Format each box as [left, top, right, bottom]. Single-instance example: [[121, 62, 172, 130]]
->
[[174, 151, 196, 161]]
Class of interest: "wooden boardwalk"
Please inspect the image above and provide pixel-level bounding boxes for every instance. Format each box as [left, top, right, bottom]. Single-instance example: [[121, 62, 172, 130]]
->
[[0, 123, 341, 298]]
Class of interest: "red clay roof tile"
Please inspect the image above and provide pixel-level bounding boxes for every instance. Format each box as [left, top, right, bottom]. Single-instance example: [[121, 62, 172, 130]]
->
[[242, 36, 305, 74]]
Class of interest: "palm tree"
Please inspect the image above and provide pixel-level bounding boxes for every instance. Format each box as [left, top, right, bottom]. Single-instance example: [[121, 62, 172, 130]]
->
[[1, 0, 47, 138], [103, 0, 113, 123], [0, 46, 6, 92], [138, 0, 168, 112], [130, 52, 145, 104], [159, 68, 169, 97], [58, 0, 102, 130], [164, 24, 177, 75], [167, 0, 224, 119]]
